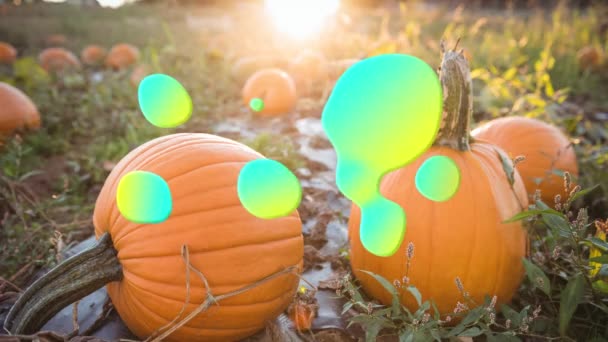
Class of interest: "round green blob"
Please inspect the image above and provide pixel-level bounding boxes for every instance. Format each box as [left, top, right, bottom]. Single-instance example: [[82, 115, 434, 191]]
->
[[237, 159, 302, 219], [137, 74, 193, 128], [249, 98, 265, 112], [360, 196, 406, 257], [321, 53, 443, 257], [116, 171, 172, 224], [415, 155, 461, 202]]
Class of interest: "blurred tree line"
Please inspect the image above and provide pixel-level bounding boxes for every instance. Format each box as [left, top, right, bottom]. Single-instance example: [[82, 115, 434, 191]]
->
[[140, 0, 597, 8]]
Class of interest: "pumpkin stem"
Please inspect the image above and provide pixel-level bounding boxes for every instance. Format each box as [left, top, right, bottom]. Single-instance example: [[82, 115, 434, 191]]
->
[[4, 233, 122, 335], [435, 40, 473, 151]]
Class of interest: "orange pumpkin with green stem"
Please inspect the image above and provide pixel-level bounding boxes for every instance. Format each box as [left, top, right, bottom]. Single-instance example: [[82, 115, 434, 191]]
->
[[0, 82, 41, 135], [5, 133, 304, 342], [348, 46, 529, 316], [242, 68, 297, 116], [105, 43, 140, 70], [472, 116, 579, 204]]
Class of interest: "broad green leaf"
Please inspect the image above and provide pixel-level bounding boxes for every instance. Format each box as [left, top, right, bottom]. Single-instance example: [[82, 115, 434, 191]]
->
[[360, 270, 401, 315], [500, 304, 529, 327], [342, 301, 354, 315], [459, 327, 484, 337], [568, 184, 600, 203], [589, 255, 608, 263], [405, 285, 422, 307], [559, 273, 585, 336], [503, 208, 561, 223], [461, 307, 485, 326], [495, 147, 515, 186], [399, 331, 413, 342], [589, 238, 608, 252], [522, 258, 551, 296], [365, 319, 385, 342]]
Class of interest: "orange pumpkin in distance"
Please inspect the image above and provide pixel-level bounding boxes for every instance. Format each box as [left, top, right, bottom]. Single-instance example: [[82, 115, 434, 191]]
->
[[105, 43, 140, 70], [38, 48, 81, 73], [348, 49, 528, 317], [242, 68, 297, 116], [288, 50, 327, 83], [0, 82, 41, 134], [576, 45, 603, 71], [81, 45, 107, 65], [0, 42, 17, 64], [472, 116, 579, 204]]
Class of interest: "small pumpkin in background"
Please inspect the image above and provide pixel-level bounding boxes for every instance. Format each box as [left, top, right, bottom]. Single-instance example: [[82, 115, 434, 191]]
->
[[45, 34, 67, 47], [38, 47, 81, 73], [472, 116, 579, 204], [242, 68, 297, 116], [129, 64, 150, 87], [576, 45, 603, 71], [105, 43, 140, 70], [288, 50, 327, 83], [288, 50, 328, 97], [0, 42, 17, 64], [348, 48, 528, 317], [80, 45, 107, 66], [5, 133, 304, 342], [231, 56, 288, 85], [0, 82, 41, 135]]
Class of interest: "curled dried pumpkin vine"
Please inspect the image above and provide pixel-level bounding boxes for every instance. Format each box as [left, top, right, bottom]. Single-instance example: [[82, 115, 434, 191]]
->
[[144, 245, 299, 342]]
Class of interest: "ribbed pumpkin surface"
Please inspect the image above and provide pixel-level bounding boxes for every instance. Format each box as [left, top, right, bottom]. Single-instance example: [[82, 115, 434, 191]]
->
[[472, 116, 578, 204], [93, 133, 303, 341], [349, 143, 529, 315], [0, 82, 40, 134]]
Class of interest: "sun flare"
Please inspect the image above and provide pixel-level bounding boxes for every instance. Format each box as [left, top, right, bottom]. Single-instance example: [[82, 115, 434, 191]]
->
[[264, 0, 340, 40]]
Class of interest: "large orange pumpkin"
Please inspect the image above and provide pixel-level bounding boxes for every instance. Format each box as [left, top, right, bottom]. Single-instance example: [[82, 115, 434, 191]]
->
[[81, 45, 107, 66], [38, 47, 81, 73], [348, 49, 529, 316], [105, 43, 140, 70], [5, 133, 304, 342], [242, 68, 297, 116], [472, 116, 578, 204], [0, 82, 41, 134], [0, 42, 17, 64]]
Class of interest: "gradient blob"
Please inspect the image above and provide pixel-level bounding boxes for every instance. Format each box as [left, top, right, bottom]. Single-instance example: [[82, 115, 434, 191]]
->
[[237, 159, 302, 219], [321, 54, 443, 257], [249, 98, 265, 112], [137, 74, 193, 128], [116, 170, 172, 224], [415, 155, 461, 202]]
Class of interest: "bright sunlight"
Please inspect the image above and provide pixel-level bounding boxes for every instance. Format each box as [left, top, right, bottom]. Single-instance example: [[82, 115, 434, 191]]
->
[[264, 0, 340, 40]]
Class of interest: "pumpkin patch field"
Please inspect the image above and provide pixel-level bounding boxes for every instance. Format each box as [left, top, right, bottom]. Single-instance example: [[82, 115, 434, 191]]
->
[[1, 1, 608, 341]]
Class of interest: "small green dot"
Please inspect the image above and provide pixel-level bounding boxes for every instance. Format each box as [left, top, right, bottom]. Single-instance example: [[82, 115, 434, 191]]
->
[[249, 98, 265, 112], [116, 171, 172, 224], [237, 159, 302, 219], [415, 155, 461, 202]]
